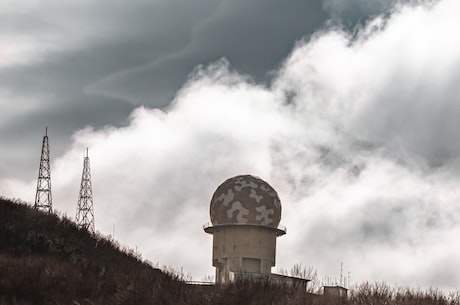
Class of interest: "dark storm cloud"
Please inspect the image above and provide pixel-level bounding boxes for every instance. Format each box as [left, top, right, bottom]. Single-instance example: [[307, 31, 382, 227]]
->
[[0, 0, 220, 178], [323, 0, 433, 23], [0, 47, 133, 176], [0, 0, 221, 96], [1, 0, 371, 182], [323, 0, 396, 22], [88, 0, 330, 107], [90, 0, 421, 108]]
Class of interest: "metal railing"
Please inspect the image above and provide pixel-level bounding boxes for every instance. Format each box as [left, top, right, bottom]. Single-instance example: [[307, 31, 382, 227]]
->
[[203, 222, 286, 233], [203, 222, 212, 230], [185, 280, 215, 286]]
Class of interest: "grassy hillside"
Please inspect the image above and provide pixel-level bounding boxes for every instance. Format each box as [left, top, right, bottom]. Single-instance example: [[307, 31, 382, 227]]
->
[[1, 196, 459, 305], [0, 197, 192, 304]]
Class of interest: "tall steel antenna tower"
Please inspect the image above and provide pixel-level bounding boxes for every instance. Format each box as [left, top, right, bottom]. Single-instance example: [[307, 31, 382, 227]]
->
[[34, 127, 52, 213], [76, 148, 95, 233]]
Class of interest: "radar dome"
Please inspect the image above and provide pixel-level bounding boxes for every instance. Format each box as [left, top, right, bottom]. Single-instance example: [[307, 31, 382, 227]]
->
[[210, 175, 281, 228]]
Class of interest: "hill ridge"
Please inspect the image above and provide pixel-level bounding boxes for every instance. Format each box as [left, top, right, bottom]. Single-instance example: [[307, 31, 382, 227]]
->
[[1, 196, 459, 305]]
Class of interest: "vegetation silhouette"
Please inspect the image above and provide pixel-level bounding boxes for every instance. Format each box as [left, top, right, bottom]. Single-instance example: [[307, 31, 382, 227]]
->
[[1, 197, 459, 305]]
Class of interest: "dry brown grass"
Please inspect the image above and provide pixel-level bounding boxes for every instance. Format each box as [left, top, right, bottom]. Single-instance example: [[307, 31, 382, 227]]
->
[[1, 197, 459, 305]]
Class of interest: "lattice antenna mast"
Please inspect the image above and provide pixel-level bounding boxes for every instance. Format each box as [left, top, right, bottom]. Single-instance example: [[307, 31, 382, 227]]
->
[[76, 148, 95, 233], [34, 127, 52, 212]]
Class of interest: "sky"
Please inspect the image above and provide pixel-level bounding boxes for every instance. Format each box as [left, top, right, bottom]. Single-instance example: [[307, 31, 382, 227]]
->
[[1, 0, 460, 291]]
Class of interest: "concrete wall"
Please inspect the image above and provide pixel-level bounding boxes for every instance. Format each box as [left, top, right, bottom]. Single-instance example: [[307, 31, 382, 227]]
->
[[323, 286, 348, 299], [211, 225, 278, 283], [270, 273, 309, 290]]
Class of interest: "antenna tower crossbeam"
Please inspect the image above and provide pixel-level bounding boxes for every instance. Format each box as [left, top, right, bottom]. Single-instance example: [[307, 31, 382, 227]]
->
[[76, 148, 95, 233], [34, 127, 52, 212]]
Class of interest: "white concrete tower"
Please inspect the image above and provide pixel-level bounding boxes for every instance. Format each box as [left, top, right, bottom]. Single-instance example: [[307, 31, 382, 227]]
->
[[204, 175, 286, 284]]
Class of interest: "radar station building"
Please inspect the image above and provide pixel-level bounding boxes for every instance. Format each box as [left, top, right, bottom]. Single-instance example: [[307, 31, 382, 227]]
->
[[204, 175, 287, 284]]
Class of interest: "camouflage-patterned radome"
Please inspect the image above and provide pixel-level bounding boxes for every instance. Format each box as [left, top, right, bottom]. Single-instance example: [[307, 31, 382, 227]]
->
[[210, 175, 281, 227]]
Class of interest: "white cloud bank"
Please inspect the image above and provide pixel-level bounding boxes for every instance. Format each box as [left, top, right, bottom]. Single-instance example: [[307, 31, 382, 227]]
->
[[2, 0, 460, 290]]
